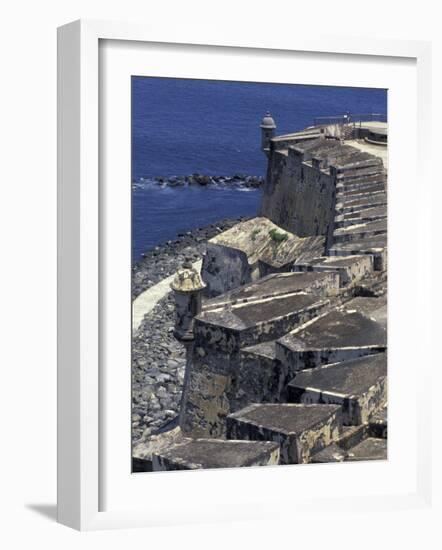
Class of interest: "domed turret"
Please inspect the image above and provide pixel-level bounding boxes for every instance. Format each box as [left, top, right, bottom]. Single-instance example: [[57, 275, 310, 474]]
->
[[171, 259, 206, 293], [170, 258, 206, 341], [260, 111, 276, 154], [260, 112, 276, 130]]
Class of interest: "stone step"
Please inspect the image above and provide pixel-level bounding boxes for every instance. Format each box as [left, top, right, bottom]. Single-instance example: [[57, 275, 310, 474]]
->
[[310, 443, 347, 463], [341, 191, 387, 208], [337, 424, 368, 450], [310, 425, 384, 463], [332, 219, 387, 244], [181, 274, 332, 438], [368, 407, 388, 438], [287, 353, 387, 425], [335, 194, 387, 215], [204, 271, 339, 311], [334, 206, 387, 228], [152, 438, 280, 470], [337, 181, 386, 197], [345, 437, 387, 461], [352, 271, 387, 297], [315, 149, 372, 171], [310, 423, 370, 463], [336, 165, 385, 182], [234, 297, 386, 412], [292, 254, 374, 287], [275, 307, 387, 374], [329, 237, 387, 271], [336, 174, 387, 192], [227, 403, 341, 464], [197, 274, 336, 350], [333, 155, 384, 173], [344, 296, 387, 329], [337, 171, 386, 186], [337, 182, 386, 198]]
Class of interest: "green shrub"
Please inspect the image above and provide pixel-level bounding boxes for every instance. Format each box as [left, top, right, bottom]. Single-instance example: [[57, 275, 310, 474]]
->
[[268, 228, 288, 244]]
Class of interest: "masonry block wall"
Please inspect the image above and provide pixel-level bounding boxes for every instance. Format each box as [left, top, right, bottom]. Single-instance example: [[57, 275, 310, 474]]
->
[[260, 144, 337, 248]]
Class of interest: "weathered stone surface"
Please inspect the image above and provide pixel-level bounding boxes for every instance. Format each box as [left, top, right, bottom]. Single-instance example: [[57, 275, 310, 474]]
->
[[288, 353, 387, 425], [201, 217, 325, 296], [335, 205, 387, 228], [236, 341, 285, 409], [180, 274, 330, 438], [351, 268, 387, 296], [336, 193, 387, 214], [261, 133, 386, 255], [345, 437, 387, 461], [311, 443, 347, 463], [336, 175, 386, 193], [152, 438, 280, 470], [337, 182, 386, 198], [336, 424, 367, 450], [344, 296, 387, 329], [311, 424, 369, 462], [260, 142, 339, 243], [197, 274, 331, 350], [276, 308, 387, 372], [334, 163, 385, 182], [204, 271, 339, 310], [369, 407, 387, 438], [227, 403, 341, 464], [293, 254, 373, 287], [133, 120, 389, 470], [132, 426, 184, 472], [329, 237, 387, 271], [332, 219, 387, 244]]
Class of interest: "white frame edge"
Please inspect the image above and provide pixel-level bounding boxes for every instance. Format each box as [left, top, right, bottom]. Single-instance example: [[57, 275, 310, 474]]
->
[[57, 18, 433, 531]]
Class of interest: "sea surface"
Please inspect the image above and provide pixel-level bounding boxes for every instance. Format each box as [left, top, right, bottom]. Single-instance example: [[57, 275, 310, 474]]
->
[[132, 77, 387, 261]]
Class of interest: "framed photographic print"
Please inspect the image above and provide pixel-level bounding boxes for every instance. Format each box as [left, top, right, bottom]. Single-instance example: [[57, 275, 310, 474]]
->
[[57, 19, 432, 530]]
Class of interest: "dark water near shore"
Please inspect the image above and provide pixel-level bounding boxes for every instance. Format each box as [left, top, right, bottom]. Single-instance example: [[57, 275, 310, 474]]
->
[[132, 183, 261, 261], [132, 78, 387, 260]]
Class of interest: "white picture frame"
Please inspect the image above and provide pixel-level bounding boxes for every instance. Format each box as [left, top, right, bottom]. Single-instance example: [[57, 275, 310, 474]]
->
[[57, 19, 433, 531]]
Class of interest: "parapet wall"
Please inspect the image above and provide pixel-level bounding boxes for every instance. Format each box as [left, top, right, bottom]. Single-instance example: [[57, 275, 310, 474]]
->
[[260, 144, 337, 248]]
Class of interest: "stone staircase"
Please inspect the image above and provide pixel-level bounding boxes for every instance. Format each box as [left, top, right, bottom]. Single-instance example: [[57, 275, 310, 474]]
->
[[138, 134, 389, 472], [331, 157, 387, 270], [148, 295, 387, 470]]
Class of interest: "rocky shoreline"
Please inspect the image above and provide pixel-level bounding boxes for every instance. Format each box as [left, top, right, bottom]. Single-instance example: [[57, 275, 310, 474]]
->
[[132, 293, 185, 444], [133, 173, 264, 189], [132, 217, 246, 445]]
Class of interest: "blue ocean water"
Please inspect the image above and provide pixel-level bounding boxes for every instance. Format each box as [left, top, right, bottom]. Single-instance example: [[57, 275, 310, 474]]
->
[[132, 77, 387, 260]]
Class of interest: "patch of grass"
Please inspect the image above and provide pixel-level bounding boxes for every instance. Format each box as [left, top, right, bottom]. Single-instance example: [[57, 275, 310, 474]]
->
[[268, 228, 288, 244]]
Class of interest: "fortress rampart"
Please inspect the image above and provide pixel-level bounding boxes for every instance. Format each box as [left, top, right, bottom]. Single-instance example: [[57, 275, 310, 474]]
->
[[134, 113, 388, 471], [260, 118, 387, 252]]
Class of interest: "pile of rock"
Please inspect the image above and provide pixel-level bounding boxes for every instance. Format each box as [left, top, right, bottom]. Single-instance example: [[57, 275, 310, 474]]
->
[[132, 293, 186, 444], [135, 174, 264, 188]]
